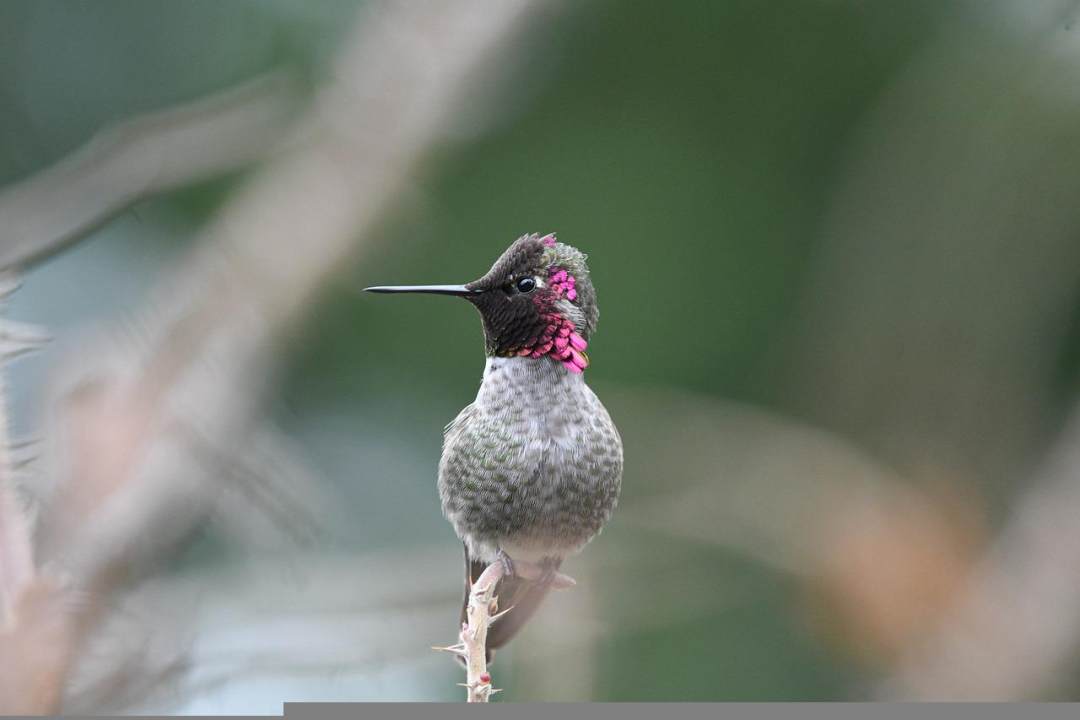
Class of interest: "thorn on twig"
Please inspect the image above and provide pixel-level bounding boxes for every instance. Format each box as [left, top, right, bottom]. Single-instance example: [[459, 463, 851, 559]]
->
[[432, 643, 467, 657], [490, 606, 515, 624]]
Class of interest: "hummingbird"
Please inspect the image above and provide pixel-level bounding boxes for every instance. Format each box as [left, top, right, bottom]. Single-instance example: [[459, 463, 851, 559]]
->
[[366, 232, 623, 660]]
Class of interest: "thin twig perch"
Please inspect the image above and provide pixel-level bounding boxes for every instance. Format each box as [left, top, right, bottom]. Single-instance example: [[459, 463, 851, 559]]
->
[[461, 562, 504, 703], [436, 560, 575, 702], [0, 73, 297, 272], [881, 404, 1080, 698]]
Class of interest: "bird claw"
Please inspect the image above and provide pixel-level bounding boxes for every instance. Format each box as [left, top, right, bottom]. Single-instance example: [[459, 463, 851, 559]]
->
[[433, 643, 468, 657], [496, 549, 515, 577]]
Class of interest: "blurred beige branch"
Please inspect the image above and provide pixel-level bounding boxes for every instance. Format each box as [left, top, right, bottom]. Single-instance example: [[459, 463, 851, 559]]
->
[[611, 369, 1080, 699], [0, 0, 542, 712], [882, 406, 1080, 699], [606, 388, 985, 680], [66, 547, 460, 713], [0, 72, 300, 272], [772, 2, 1080, 698]]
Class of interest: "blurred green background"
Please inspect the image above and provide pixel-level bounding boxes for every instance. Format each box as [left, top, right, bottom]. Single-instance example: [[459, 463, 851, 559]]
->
[[5, 0, 1080, 709]]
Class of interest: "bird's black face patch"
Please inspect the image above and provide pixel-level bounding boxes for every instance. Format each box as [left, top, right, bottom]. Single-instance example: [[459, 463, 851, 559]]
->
[[465, 234, 549, 357]]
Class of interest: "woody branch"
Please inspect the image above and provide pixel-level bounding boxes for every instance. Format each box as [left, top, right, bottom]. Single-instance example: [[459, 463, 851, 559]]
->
[[438, 560, 576, 702]]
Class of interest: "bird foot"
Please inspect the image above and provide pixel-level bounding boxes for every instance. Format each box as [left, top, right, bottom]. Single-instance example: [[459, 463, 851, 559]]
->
[[493, 552, 576, 589]]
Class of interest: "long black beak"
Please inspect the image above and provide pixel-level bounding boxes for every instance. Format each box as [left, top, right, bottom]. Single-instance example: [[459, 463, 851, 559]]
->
[[363, 284, 477, 297]]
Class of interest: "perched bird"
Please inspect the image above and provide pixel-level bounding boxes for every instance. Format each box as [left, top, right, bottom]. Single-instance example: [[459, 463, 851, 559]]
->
[[366, 232, 623, 660]]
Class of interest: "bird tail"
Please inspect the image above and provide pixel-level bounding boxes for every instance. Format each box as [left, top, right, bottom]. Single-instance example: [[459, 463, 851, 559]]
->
[[461, 544, 559, 663]]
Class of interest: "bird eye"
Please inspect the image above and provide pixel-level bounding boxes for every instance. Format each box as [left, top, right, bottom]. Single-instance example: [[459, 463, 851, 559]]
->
[[516, 277, 536, 293]]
